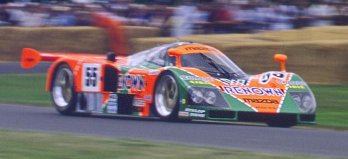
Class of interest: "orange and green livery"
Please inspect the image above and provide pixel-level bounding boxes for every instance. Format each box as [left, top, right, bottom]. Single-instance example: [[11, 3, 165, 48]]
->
[[21, 42, 316, 127]]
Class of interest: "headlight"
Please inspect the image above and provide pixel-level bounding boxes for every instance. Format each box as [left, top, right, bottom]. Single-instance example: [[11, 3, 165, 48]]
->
[[204, 91, 217, 105], [290, 92, 316, 113], [301, 95, 315, 113], [190, 89, 204, 104], [188, 87, 229, 107], [292, 94, 301, 106]]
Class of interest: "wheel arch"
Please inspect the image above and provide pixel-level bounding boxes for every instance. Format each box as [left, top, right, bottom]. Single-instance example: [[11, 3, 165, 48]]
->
[[151, 69, 185, 101], [46, 59, 79, 92], [50, 62, 78, 115], [150, 69, 185, 118]]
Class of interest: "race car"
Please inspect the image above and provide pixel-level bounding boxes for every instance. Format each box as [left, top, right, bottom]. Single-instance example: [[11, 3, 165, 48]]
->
[[21, 42, 316, 127]]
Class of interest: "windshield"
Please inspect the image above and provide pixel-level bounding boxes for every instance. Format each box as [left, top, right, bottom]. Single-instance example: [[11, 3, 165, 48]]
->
[[127, 44, 170, 67], [181, 53, 246, 78]]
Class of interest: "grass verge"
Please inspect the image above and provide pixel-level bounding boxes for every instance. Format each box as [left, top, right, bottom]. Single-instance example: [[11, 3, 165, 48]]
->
[[0, 74, 50, 106], [0, 74, 347, 129], [310, 85, 348, 129], [0, 129, 334, 159]]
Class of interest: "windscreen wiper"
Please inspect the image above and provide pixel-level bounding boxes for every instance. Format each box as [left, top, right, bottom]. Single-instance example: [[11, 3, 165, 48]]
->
[[199, 53, 231, 78]]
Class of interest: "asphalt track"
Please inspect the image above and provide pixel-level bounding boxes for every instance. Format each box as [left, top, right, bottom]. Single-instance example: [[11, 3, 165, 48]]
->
[[1, 62, 348, 158], [0, 104, 347, 158]]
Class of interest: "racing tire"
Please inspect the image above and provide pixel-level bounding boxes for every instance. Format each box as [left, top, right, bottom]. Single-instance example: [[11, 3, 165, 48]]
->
[[153, 72, 180, 121], [51, 64, 77, 115]]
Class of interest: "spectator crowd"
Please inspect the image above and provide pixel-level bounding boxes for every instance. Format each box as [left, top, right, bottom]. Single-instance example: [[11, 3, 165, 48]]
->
[[0, 0, 347, 36]]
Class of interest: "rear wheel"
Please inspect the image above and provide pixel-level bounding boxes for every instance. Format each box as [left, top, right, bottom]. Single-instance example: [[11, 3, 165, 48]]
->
[[154, 72, 179, 120], [51, 64, 77, 115]]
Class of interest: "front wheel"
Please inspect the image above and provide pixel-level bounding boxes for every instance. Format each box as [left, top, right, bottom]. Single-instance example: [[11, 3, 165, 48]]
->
[[153, 72, 179, 121], [51, 64, 77, 115]]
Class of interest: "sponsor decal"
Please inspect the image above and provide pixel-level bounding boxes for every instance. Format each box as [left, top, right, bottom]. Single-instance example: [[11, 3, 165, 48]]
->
[[219, 78, 231, 84], [83, 93, 102, 112], [180, 75, 213, 82], [230, 79, 249, 86], [189, 80, 209, 85], [117, 74, 145, 91], [259, 72, 286, 84], [189, 113, 205, 118], [221, 86, 284, 96], [184, 108, 206, 114], [106, 93, 118, 113], [288, 81, 306, 85], [288, 81, 306, 89], [253, 106, 279, 110], [133, 98, 145, 107], [220, 78, 250, 86], [184, 108, 206, 118], [243, 98, 279, 104], [288, 85, 305, 89], [178, 111, 189, 117], [185, 47, 213, 51]]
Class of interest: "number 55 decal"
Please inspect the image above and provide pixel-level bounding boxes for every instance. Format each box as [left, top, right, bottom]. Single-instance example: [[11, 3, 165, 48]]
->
[[82, 64, 101, 92]]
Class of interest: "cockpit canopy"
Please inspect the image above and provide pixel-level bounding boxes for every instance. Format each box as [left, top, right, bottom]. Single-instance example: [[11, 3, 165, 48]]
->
[[128, 42, 246, 78]]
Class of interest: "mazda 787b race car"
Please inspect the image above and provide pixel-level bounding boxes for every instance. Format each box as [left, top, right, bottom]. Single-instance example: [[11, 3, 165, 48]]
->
[[21, 42, 316, 127]]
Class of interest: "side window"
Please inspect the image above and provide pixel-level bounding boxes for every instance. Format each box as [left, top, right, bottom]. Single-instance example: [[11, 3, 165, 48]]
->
[[165, 52, 176, 66], [146, 48, 166, 67]]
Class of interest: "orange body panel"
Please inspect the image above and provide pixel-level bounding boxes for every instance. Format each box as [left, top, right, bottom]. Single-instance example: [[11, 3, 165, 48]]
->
[[21, 48, 158, 116], [170, 44, 224, 55]]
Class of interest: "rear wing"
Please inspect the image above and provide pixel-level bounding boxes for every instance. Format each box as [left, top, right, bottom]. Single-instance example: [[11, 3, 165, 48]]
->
[[21, 48, 61, 69], [21, 48, 105, 69]]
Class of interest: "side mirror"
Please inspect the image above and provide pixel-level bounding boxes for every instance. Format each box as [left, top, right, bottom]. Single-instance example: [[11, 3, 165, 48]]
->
[[274, 54, 287, 72]]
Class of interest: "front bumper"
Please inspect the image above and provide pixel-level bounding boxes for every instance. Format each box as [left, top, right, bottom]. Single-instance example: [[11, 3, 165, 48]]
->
[[179, 108, 316, 124]]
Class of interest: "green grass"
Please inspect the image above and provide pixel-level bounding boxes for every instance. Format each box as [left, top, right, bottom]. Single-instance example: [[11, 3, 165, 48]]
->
[[0, 129, 335, 159], [0, 74, 347, 129], [0, 74, 50, 106], [311, 85, 348, 129]]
